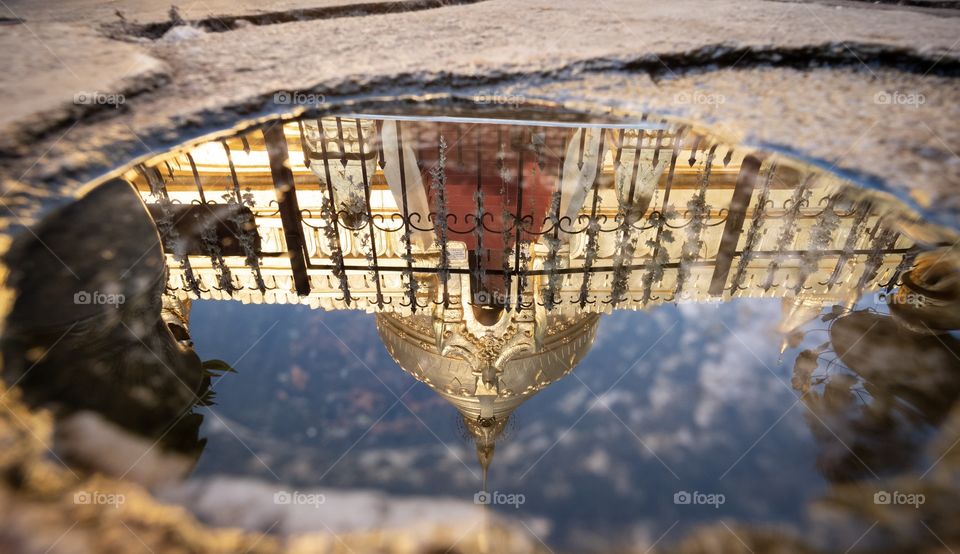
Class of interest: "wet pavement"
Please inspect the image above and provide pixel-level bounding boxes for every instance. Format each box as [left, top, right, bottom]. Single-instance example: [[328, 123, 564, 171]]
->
[[1, 111, 959, 553], [1, 2, 959, 552]]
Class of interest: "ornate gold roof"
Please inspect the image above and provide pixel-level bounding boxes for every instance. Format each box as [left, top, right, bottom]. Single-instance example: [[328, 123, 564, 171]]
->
[[377, 311, 599, 419], [377, 306, 599, 486]]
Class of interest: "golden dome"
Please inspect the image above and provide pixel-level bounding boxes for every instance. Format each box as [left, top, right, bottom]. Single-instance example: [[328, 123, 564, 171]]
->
[[377, 309, 599, 487], [376, 311, 599, 420]]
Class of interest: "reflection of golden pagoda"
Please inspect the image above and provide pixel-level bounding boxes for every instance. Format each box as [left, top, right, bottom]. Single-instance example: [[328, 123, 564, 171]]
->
[[377, 274, 600, 483], [125, 114, 930, 485]]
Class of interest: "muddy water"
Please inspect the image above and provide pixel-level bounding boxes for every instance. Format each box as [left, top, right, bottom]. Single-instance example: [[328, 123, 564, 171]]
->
[[2, 111, 959, 553]]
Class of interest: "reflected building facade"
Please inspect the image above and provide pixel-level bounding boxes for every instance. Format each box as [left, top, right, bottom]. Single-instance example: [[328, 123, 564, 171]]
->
[[126, 115, 925, 481]]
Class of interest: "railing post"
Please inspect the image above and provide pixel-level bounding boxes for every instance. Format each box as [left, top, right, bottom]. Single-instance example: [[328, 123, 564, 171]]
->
[[708, 154, 763, 296], [264, 122, 311, 296]]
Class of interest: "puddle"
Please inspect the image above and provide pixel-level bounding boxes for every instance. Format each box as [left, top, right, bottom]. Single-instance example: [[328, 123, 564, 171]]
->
[[2, 109, 960, 553]]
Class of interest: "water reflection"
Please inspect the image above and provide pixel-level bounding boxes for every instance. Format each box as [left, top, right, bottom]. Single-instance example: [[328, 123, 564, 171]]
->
[[2, 113, 959, 553], [2, 180, 210, 482]]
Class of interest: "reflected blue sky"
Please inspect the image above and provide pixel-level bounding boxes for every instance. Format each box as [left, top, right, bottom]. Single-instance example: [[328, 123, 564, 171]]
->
[[189, 298, 831, 550]]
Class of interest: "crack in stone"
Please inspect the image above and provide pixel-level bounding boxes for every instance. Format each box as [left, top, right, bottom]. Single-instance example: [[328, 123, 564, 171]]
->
[[767, 0, 960, 18], [0, 68, 171, 161], [832, 0, 960, 8], [104, 0, 489, 40], [618, 43, 960, 79]]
